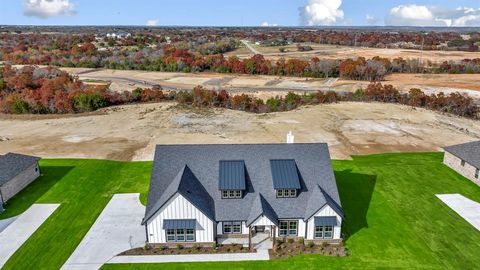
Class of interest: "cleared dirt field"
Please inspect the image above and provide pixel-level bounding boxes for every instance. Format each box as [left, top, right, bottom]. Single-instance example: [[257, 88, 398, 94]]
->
[[228, 43, 480, 63], [1, 102, 479, 161], [64, 68, 480, 100]]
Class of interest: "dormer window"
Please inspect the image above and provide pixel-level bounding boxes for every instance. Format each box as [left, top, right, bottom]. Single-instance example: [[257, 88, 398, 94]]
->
[[219, 160, 246, 199], [276, 189, 297, 198], [271, 159, 301, 198]]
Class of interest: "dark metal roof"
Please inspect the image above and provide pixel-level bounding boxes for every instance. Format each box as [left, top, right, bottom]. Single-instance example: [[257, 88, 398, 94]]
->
[[219, 160, 246, 190], [270, 159, 301, 189], [444, 141, 480, 169], [162, 219, 197, 229], [314, 216, 338, 227], [145, 144, 343, 223], [0, 153, 40, 186]]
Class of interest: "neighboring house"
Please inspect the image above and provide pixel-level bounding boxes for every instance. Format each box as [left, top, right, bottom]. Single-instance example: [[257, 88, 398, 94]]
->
[[0, 153, 41, 211], [142, 143, 344, 248], [444, 141, 480, 186]]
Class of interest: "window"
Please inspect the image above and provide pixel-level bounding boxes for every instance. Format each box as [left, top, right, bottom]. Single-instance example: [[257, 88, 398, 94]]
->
[[223, 221, 242, 234], [276, 189, 297, 198], [315, 226, 333, 239], [461, 160, 466, 167], [166, 229, 195, 242], [476, 168, 479, 179], [279, 220, 298, 236], [222, 190, 242, 199]]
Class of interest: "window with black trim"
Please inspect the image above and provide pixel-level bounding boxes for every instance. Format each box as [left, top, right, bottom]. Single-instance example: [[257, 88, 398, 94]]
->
[[279, 220, 298, 236], [222, 190, 242, 199], [166, 229, 195, 242], [276, 189, 297, 198], [315, 226, 333, 239], [461, 160, 466, 166], [476, 168, 479, 179], [223, 221, 242, 234]]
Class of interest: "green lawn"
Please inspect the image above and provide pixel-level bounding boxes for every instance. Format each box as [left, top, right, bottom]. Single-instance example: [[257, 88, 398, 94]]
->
[[1, 153, 480, 270]]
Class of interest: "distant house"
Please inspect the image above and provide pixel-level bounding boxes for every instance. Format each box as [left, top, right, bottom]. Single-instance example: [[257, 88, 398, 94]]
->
[[142, 143, 344, 248], [443, 141, 480, 186], [106, 32, 131, 39], [0, 153, 41, 211]]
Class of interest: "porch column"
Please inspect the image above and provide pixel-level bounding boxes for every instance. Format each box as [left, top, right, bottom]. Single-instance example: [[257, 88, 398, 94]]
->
[[272, 225, 276, 244], [248, 226, 252, 250]]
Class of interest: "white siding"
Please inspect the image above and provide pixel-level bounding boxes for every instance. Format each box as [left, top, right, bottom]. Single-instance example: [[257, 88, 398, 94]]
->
[[146, 193, 215, 243], [251, 215, 275, 226], [306, 205, 342, 240]]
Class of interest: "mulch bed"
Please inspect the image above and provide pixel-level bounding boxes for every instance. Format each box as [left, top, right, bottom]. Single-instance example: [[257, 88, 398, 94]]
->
[[120, 243, 254, 256], [269, 239, 348, 259]]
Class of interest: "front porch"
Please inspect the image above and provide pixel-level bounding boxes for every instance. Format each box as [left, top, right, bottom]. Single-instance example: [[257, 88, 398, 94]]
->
[[217, 225, 275, 250]]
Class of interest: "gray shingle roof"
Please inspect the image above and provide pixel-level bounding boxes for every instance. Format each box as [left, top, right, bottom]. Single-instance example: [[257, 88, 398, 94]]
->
[[246, 193, 279, 226], [219, 160, 246, 190], [144, 144, 343, 224], [0, 153, 40, 186], [444, 141, 480, 169], [270, 159, 301, 189]]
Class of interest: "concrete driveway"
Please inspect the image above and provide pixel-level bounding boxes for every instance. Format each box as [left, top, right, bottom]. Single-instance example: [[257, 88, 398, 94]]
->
[[0, 204, 60, 268], [62, 193, 146, 270], [436, 194, 480, 231]]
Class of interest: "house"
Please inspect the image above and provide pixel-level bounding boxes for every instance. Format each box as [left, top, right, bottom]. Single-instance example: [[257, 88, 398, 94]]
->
[[0, 153, 41, 211], [106, 32, 131, 39], [444, 141, 480, 186], [142, 143, 344, 248]]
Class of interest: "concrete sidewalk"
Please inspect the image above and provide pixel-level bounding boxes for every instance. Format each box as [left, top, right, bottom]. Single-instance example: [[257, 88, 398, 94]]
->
[[0, 204, 60, 268], [107, 250, 270, 264], [62, 193, 146, 270], [436, 194, 480, 231]]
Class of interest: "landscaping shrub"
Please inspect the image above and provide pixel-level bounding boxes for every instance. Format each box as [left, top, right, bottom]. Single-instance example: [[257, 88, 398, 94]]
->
[[297, 237, 305, 245], [287, 238, 294, 244], [176, 244, 184, 250], [306, 241, 315, 248]]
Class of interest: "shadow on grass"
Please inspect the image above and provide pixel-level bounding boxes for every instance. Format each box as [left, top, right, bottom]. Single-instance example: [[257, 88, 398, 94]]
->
[[0, 165, 74, 219], [335, 169, 376, 241]]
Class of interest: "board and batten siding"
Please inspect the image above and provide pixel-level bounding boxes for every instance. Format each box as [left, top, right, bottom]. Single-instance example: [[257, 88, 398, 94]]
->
[[146, 193, 215, 243], [306, 205, 342, 240], [443, 151, 480, 186], [251, 215, 276, 227]]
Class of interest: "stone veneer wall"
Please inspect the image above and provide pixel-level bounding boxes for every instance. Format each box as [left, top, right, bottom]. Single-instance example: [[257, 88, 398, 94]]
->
[[443, 151, 480, 186]]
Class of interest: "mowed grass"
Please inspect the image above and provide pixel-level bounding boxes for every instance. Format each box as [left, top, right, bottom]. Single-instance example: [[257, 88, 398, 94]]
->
[[1, 153, 480, 270]]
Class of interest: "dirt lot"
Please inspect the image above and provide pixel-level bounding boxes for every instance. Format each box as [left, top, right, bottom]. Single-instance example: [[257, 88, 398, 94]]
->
[[61, 68, 480, 100], [229, 43, 480, 63], [1, 102, 478, 161]]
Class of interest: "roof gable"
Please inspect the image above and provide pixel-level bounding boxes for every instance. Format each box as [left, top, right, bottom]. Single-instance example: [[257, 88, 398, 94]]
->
[[270, 159, 301, 189], [246, 193, 278, 226], [219, 160, 246, 190], [304, 185, 344, 220]]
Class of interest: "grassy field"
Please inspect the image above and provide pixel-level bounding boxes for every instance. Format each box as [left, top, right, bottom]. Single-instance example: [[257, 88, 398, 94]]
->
[[1, 153, 480, 270]]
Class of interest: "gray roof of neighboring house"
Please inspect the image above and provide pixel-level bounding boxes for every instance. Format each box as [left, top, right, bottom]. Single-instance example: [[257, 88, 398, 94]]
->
[[219, 160, 246, 190], [444, 141, 480, 169], [144, 144, 343, 224], [0, 153, 40, 186], [270, 159, 301, 189]]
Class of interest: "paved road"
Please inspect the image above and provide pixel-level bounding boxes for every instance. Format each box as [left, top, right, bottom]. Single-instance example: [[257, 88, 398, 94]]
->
[[240, 40, 261, 55], [436, 194, 480, 231], [0, 204, 60, 268], [62, 194, 145, 270]]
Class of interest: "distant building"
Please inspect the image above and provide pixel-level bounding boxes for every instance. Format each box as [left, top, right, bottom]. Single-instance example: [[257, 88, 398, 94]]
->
[[106, 32, 131, 39], [443, 141, 480, 186], [0, 153, 41, 211]]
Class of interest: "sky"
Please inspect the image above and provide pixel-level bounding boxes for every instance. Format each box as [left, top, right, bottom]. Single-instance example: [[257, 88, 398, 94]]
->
[[0, 0, 479, 27]]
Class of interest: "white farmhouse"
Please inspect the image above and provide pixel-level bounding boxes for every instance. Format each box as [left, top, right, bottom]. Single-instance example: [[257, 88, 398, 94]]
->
[[142, 143, 344, 248], [444, 141, 480, 186]]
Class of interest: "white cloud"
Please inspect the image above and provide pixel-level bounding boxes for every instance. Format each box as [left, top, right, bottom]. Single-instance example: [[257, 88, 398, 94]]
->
[[300, 0, 344, 26], [147, 19, 159, 26], [24, 0, 76, 19], [366, 14, 378, 25], [261, 22, 278, 27], [386, 4, 480, 27]]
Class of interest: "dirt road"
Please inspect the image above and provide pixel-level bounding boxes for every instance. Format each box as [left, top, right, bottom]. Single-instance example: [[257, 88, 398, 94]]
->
[[1, 102, 478, 161]]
